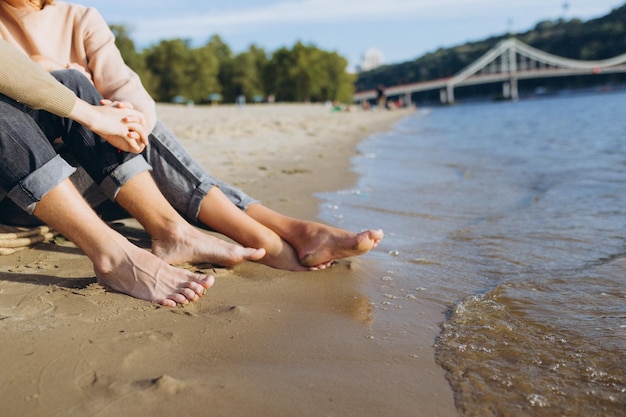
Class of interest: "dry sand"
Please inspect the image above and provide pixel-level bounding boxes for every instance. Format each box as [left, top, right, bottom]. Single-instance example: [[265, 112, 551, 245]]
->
[[0, 103, 458, 417]]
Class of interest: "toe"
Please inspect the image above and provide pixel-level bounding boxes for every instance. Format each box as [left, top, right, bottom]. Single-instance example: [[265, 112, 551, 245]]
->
[[155, 298, 177, 308], [197, 275, 215, 289], [168, 293, 190, 305], [185, 280, 209, 296], [179, 287, 199, 301]]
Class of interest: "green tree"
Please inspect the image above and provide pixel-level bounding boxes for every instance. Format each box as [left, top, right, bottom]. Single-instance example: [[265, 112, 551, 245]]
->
[[265, 46, 296, 101], [266, 42, 353, 103], [228, 45, 268, 102], [185, 44, 221, 103], [246, 44, 269, 99], [267, 42, 317, 102], [110, 28, 355, 104], [110, 24, 151, 91], [323, 51, 354, 102], [205, 35, 234, 101], [143, 38, 192, 102]]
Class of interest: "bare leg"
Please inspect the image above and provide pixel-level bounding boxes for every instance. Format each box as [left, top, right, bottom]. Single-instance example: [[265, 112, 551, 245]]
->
[[196, 187, 382, 270], [33, 179, 213, 307], [245, 204, 383, 267], [114, 171, 265, 267], [197, 187, 311, 271]]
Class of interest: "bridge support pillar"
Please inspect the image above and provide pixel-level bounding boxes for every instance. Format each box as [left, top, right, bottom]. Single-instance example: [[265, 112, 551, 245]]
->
[[503, 78, 519, 101], [441, 85, 455, 104], [510, 77, 519, 101]]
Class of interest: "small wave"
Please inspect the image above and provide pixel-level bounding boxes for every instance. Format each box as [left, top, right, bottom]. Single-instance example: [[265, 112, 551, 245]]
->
[[435, 287, 626, 416]]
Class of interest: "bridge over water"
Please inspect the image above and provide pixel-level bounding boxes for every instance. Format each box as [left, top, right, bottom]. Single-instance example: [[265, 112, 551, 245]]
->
[[353, 38, 626, 104]]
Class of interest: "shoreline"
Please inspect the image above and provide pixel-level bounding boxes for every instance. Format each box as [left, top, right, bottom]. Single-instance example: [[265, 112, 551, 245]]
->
[[0, 103, 458, 416]]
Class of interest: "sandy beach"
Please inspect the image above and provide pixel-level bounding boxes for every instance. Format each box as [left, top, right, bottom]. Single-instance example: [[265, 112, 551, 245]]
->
[[0, 103, 457, 417]]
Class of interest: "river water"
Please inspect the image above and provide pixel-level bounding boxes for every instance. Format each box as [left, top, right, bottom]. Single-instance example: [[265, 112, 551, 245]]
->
[[319, 90, 626, 416]]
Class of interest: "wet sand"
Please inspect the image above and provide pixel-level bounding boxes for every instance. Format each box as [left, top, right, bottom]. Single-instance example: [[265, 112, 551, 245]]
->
[[0, 103, 458, 416]]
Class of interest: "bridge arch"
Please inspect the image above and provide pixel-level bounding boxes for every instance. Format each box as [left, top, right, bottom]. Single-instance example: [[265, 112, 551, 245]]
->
[[353, 39, 626, 105], [444, 38, 626, 103]]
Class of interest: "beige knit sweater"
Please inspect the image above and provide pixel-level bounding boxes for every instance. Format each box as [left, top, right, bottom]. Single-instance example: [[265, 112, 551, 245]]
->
[[0, 39, 75, 116], [0, 1, 157, 130]]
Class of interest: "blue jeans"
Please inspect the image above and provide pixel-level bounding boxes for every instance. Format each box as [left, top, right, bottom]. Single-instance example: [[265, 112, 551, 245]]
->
[[0, 70, 256, 226]]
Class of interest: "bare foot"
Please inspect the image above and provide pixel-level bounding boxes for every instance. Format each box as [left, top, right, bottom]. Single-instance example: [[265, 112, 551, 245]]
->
[[93, 242, 214, 307], [292, 225, 384, 267], [255, 237, 312, 272], [151, 224, 266, 267]]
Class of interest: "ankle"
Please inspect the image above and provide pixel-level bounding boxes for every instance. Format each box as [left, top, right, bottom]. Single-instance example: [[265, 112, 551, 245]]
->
[[151, 219, 188, 243], [90, 244, 126, 277], [252, 234, 285, 258]]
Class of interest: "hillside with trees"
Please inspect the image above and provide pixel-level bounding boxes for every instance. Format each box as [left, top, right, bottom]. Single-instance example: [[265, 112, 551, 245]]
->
[[356, 3, 626, 102]]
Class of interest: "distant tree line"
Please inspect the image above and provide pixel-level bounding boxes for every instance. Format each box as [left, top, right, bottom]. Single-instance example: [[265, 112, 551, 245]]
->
[[111, 26, 355, 105], [356, 3, 626, 101]]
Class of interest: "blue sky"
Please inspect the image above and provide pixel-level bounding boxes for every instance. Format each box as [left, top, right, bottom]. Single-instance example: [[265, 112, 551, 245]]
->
[[79, 0, 624, 71]]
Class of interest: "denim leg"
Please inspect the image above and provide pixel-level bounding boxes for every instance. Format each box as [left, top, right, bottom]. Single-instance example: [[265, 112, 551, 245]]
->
[[46, 70, 258, 221], [1, 68, 256, 225], [29, 69, 152, 201], [147, 121, 259, 221], [0, 97, 75, 215]]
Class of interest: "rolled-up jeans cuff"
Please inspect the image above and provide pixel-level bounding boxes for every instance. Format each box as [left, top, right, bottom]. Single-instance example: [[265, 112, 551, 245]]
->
[[212, 178, 260, 212], [99, 155, 152, 201], [7, 155, 76, 215]]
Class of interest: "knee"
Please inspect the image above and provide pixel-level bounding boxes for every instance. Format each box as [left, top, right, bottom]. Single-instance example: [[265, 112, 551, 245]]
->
[[50, 69, 103, 104], [50, 69, 89, 87]]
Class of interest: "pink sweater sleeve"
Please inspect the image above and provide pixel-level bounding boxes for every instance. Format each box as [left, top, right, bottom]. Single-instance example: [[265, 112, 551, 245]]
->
[[79, 7, 157, 131]]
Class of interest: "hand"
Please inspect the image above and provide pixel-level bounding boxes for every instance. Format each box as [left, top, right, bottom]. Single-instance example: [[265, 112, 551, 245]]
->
[[31, 55, 92, 82], [97, 107, 148, 153], [65, 62, 92, 82], [31, 54, 65, 71], [101, 99, 134, 109], [70, 99, 149, 153]]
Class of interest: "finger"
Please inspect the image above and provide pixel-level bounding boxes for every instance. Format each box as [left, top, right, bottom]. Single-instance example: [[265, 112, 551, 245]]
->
[[126, 123, 149, 145], [129, 140, 143, 153], [113, 101, 131, 109], [140, 132, 149, 146], [103, 100, 122, 108], [126, 111, 145, 126], [123, 114, 146, 130], [126, 133, 147, 149], [122, 134, 142, 152]]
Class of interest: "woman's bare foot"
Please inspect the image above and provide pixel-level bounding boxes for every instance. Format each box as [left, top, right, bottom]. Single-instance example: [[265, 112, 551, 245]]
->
[[151, 223, 265, 267], [93, 240, 214, 307], [255, 236, 313, 272], [244, 204, 382, 270], [292, 225, 384, 267]]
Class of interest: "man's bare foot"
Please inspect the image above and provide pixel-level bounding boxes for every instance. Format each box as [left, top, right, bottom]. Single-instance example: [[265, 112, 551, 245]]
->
[[151, 224, 266, 267], [292, 225, 384, 268], [93, 241, 214, 307]]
